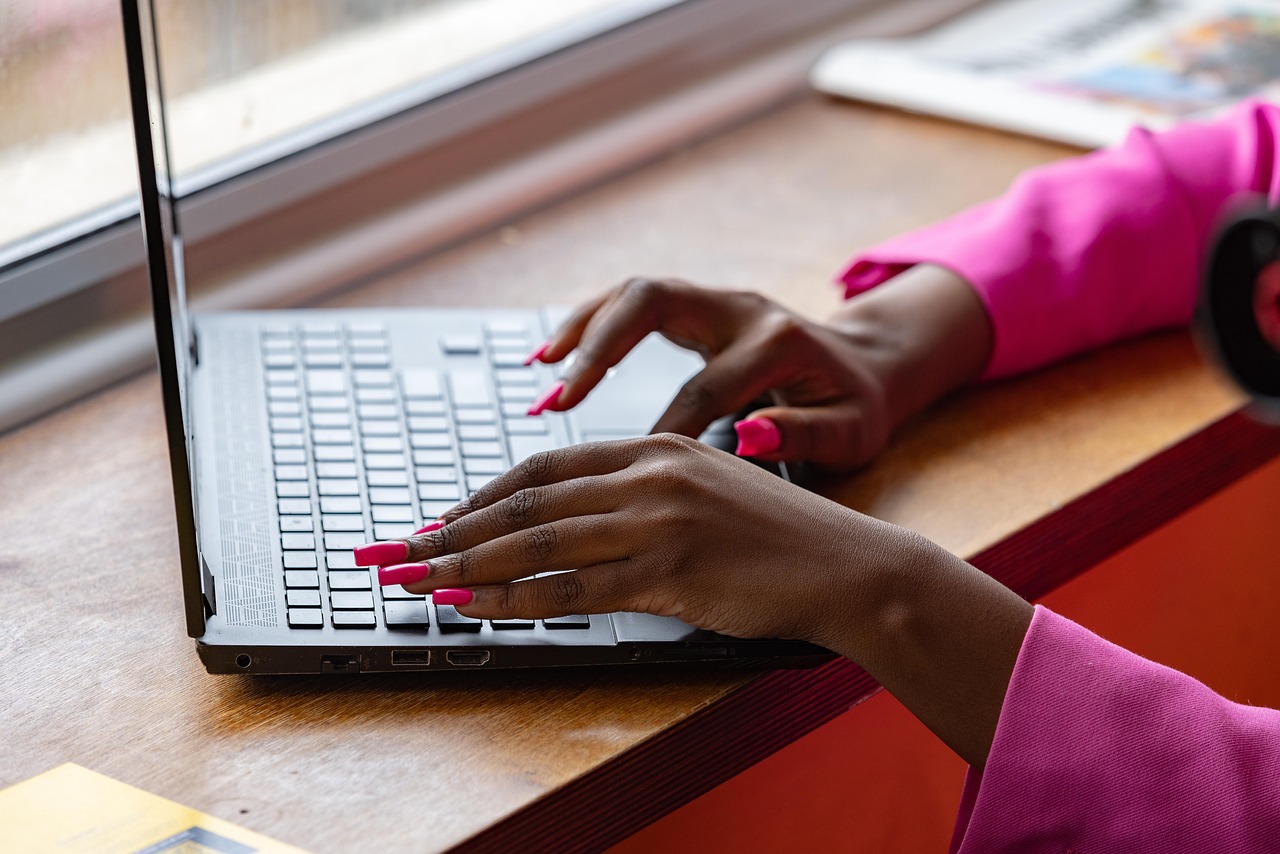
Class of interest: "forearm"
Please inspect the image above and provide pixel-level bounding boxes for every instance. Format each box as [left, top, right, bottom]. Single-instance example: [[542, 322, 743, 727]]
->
[[813, 516, 1032, 769]]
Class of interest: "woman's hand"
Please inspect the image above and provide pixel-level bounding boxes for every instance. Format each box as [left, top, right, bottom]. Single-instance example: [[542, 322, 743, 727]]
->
[[372, 434, 1032, 769], [526, 264, 993, 471]]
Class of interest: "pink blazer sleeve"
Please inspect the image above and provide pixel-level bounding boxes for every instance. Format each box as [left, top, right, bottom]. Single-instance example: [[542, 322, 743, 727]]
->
[[839, 101, 1280, 379], [951, 606, 1280, 853]]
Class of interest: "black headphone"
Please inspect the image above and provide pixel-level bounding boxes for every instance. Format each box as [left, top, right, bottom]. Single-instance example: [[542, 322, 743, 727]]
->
[[1197, 203, 1280, 421]]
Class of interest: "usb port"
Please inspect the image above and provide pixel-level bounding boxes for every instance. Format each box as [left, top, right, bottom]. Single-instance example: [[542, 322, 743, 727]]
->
[[391, 650, 431, 667], [445, 650, 491, 667]]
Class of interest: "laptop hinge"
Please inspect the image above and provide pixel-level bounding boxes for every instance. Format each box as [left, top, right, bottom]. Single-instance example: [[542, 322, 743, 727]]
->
[[201, 556, 216, 618]]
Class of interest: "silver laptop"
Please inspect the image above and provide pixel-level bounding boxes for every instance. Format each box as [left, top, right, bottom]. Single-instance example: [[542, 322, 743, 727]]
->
[[122, 0, 828, 673]]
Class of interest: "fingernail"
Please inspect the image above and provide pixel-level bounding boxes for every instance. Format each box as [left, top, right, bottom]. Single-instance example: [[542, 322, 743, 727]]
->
[[523, 341, 550, 366], [379, 562, 430, 586], [734, 417, 781, 457], [413, 520, 445, 535], [353, 541, 408, 567], [527, 380, 565, 416], [432, 588, 473, 606]]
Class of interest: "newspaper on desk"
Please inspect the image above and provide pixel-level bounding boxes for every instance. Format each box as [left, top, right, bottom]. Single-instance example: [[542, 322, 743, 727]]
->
[[812, 0, 1280, 148]]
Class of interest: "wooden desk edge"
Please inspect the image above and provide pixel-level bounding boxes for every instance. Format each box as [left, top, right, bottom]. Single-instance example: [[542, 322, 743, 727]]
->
[[452, 407, 1280, 853]]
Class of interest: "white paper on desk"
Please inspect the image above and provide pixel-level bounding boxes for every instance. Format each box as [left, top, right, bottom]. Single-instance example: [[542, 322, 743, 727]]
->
[[811, 0, 1280, 149]]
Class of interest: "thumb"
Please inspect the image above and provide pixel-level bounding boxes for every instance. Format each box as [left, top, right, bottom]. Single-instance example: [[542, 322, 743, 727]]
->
[[733, 403, 879, 470]]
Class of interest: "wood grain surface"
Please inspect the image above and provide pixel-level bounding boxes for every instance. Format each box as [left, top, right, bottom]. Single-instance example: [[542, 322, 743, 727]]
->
[[2, 97, 1273, 853]]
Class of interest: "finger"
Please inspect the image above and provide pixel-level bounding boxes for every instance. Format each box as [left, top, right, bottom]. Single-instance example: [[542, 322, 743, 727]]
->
[[399, 513, 624, 593], [532, 291, 612, 365], [650, 339, 787, 438], [734, 402, 877, 470], [450, 560, 658, 620]]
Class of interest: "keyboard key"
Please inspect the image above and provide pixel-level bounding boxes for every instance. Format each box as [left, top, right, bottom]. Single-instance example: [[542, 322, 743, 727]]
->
[[412, 449, 455, 467], [302, 322, 340, 336], [351, 351, 391, 368], [353, 369, 393, 388], [363, 436, 403, 453], [504, 418, 548, 435], [313, 445, 356, 462], [373, 523, 416, 540], [500, 401, 531, 418], [308, 396, 349, 412], [317, 479, 360, 496], [484, 320, 529, 336], [267, 385, 300, 401], [407, 416, 448, 432], [357, 403, 398, 420], [366, 470, 409, 487], [404, 399, 446, 415], [322, 515, 365, 532], [495, 368, 536, 386], [281, 533, 316, 550], [276, 482, 309, 498], [328, 570, 372, 589], [381, 585, 424, 600], [284, 569, 320, 588], [460, 440, 503, 458], [301, 338, 341, 353], [462, 457, 504, 475], [262, 336, 294, 350], [441, 335, 482, 355], [435, 605, 482, 632], [347, 321, 386, 336], [288, 608, 324, 628], [497, 386, 536, 403], [316, 462, 358, 478], [458, 424, 499, 440], [360, 420, 401, 437], [368, 487, 412, 505], [448, 369, 491, 407], [418, 483, 461, 501], [384, 601, 431, 627], [313, 428, 354, 445], [543, 615, 592, 629], [453, 408, 496, 424], [415, 466, 458, 483], [271, 432, 304, 448], [490, 618, 535, 630], [420, 500, 456, 519], [279, 516, 314, 533], [331, 591, 375, 610], [320, 496, 362, 514], [332, 611, 377, 628], [401, 369, 442, 399], [269, 400, 302, 417], [286, 590, 321, 607], [490, 352, 526, 368], [311, 411, 352, 428], [466, 475, 497, 493], [487, 335, 529, 351], [372, 505, 414, 523], [363, 453, 406, 470], [278, 498, 311, 515], [275, 465, 308, 481], [355, 388, 395, 403], [304, 352, 343, 368], [274, 448, 307, 465], [509, 434, 559, 465], [271, 416, 303, 432], [265, 369, 297, 386], [306, 370, 346, 395], [325, 551, 358, 569], [409, 433, 451, 450], [324, 532, 367, 550], [283, 552, 318, 569]]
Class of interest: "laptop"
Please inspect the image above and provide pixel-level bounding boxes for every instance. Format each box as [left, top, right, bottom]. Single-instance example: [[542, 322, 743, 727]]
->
[[121, 0, 830, 674]]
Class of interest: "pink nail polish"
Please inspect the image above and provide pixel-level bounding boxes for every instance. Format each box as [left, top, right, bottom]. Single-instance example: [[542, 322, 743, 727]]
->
[[353, 541, 408, 567], [432, 588, 473, 606], [379, 562, 430, 586], [523, 341, 550, 366], [734, 417, 781, 457], [527, 380, 565, 416], [413, 520, 446, 535]]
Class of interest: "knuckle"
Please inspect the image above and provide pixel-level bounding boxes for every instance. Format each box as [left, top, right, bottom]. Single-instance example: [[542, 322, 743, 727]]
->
[[550, 572, 587, 610], [620, 277, 667, 303], [519, 524, 559, 564], [503, 487, 540, 525], [451, 549, 476, 585], [519, 449, 559, 485], [761, 312, 809, 346]]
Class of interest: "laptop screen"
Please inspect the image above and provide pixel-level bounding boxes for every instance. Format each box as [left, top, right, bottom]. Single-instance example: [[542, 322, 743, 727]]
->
[[121, 0, 207, 636]]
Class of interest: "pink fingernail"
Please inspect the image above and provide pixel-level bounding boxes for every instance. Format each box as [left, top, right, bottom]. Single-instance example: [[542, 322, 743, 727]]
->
[[523, 341, 550, 366], [413, 520, 446, 535], [379, 562, 430, 586], [353, 541, 408, 567], [432, 588, 473, 606], [527, 381, 565, 416], [734, 417, 781, 457]]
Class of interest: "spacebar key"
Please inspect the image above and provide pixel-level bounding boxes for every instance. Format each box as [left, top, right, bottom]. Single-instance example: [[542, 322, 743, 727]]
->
[[508, 434, 560, 465]]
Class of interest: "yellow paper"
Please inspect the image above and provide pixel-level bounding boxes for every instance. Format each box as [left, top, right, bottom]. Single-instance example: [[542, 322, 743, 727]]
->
[[0, 764, 310, 853]]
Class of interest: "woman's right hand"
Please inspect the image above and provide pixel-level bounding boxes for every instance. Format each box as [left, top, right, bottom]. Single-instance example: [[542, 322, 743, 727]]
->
[[528, 264, 993, 471]]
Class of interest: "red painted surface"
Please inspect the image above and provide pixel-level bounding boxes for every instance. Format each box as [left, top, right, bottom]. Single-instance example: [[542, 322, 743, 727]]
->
[[611, 453, 1280, 853]]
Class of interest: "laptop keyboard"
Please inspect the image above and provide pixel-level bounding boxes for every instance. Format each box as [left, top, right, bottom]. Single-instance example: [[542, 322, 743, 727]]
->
[[259, 319, 590, 633]]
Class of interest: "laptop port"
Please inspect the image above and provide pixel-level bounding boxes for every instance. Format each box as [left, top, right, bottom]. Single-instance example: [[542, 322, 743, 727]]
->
[[391, 650, 431, 667], [235, 653, 252, 669], [320, 654, 362, 673], [445, 650, 491, 667]]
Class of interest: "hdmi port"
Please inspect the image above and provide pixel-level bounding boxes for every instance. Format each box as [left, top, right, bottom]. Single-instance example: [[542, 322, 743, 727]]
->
[[391, 650, 431, 666], [445, 650, 491, 667]]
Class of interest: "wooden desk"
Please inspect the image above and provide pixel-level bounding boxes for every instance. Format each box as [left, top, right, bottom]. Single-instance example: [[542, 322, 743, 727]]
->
[[4, 97, 1278, 853]]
